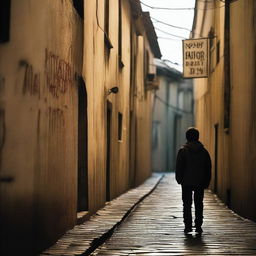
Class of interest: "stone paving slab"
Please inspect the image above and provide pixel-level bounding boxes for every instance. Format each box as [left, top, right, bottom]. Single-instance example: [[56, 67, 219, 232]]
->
[[41, 173, 164, 256], [92, 173, 256, 255]]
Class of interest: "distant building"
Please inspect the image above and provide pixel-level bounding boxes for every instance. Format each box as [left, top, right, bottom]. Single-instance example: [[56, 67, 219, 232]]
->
[[152, 59, 194, 172], [0, 0, 161, 254]]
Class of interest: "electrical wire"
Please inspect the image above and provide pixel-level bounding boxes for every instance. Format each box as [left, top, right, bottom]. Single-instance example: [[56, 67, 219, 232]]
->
[[162, 59, 181, 66], [151, 18, 203, 38], [140, 1, 194, 10], [154, 27, 188, 39], [151, 17, 192, 32], [140, 1, 225, 10], [157, 36, 183, 42], [155, 94, 193, 115]]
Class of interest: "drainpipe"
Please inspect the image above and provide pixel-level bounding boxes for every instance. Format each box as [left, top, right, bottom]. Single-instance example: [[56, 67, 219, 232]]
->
[[224, 0, 231, 207], [224, 0, 231, 132]]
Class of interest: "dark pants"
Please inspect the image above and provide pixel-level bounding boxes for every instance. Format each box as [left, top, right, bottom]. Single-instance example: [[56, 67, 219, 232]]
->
[[182, 185, 204, 228]]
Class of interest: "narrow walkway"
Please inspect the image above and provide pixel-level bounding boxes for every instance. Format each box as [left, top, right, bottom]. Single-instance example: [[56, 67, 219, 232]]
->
[[92, 173, 256, 255], [41, 174, 163, 256]]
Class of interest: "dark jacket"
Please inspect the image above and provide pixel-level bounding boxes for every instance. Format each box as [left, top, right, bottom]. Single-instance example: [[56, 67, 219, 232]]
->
[[175, 141, 211, 188]]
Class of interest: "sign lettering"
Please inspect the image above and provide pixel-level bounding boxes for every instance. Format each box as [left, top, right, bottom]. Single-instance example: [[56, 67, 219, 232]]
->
[[183, 38, 208, 78]]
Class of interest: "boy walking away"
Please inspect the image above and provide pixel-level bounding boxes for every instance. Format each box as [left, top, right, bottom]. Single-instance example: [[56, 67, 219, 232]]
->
[[175, 127, 211, 234]]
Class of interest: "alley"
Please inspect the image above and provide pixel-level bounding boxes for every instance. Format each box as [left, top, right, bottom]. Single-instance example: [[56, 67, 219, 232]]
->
[[92, 173, 256, 256]]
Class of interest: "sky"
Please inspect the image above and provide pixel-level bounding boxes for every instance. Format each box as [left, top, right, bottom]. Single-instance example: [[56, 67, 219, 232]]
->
[[141, 0, 196, 72]]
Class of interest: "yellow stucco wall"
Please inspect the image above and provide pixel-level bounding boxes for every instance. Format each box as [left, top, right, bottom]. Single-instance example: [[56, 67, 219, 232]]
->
[[0, 0, 158, 253], [83, 0, 155, 211], [0, 0, 83, 253], [193, 0, 256, 221], [229, 0, 256, 220]]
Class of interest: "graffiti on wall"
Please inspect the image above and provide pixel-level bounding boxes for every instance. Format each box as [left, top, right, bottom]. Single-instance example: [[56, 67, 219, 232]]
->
[[45, 49, 75, 98], [22, 61, 41, 97]]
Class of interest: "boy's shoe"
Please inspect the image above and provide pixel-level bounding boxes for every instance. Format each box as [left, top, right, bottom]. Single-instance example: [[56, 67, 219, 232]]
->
[[195, 226, 203, 234], [184, 227, 192, 233]]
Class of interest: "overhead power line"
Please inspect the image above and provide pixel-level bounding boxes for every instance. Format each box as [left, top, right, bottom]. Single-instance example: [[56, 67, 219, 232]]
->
[[162, 59, 181, 66], [140, 1, 194, 10], [151, 17, 191, 32], [154, 94, 193, 115], [158, 36, 182, 42], [140, 1, 225, 10], [154, 27, 187, 39]]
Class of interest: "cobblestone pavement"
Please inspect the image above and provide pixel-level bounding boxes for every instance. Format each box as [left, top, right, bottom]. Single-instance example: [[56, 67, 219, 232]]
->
[[92, 173, 256, 256]]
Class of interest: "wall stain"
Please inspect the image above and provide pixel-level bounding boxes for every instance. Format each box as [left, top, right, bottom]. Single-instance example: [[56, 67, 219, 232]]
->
[[0, 76, 5, 171], [48, 107, 65, 135], [0, 75, 5, 98], [45, 49, 75, 98], [21, 61, 41, 97]]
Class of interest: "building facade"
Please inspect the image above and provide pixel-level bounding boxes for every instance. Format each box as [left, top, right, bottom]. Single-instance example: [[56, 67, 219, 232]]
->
[[0, 0, 161, 254], [152, 60, 194, 172], [192, 0, 256, 222]]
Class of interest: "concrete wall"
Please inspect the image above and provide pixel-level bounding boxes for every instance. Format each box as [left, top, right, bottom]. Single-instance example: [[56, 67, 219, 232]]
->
[[192, 0, 256, 221], [0, 0, 159, 254]]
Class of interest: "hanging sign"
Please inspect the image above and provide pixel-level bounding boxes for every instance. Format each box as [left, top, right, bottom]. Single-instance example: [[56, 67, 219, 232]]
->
[[183, 38, 208, 78]]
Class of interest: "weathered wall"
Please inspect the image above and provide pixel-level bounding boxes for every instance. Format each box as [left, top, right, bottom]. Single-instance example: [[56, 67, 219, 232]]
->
[[229, 0, 256, 220], [83, 0, 156, 207], [0, 0, 82, 254], [0, 0, 159, 254], [193, 0, 256, 221], [83, 0, 135, 211], [134, 35, 154, 185]]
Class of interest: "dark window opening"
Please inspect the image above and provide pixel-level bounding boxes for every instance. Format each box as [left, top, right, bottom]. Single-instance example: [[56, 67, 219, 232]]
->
[[77, 76, 88, 212], [118, 112, 123, 141], [104, 0, 113, 57], [214, 124, 219, 193], [208, 27, 215, 49], [118, 0, 124, 68], [0, 0, 11, 43], [216, 40, 220, 64], [106, 101, 112, 201], [104, 0, 110, 36], [144, 50, 149, 82], [72, 0, 84, 19]]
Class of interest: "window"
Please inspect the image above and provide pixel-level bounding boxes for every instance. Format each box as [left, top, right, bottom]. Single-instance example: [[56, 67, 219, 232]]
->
[[118, 0, 124, 68], [144, 50, 149, 83], [0, 0, 11, 43], [104, 0, 113, 57], [104, 0, 110, 36], [118, 112, 123, 141]]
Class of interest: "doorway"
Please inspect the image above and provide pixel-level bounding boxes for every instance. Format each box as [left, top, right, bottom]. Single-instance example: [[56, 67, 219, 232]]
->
[[77, 76, 88, 212], [214, 124, 219, 193], [106, 101, 112, 201]]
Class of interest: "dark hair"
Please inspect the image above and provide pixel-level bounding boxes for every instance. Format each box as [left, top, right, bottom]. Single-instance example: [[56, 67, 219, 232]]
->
[[186, 127, 199, 142]]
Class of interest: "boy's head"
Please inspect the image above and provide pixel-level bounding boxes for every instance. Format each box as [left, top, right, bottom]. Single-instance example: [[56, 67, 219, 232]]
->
[[186, 127, 199, 142]]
